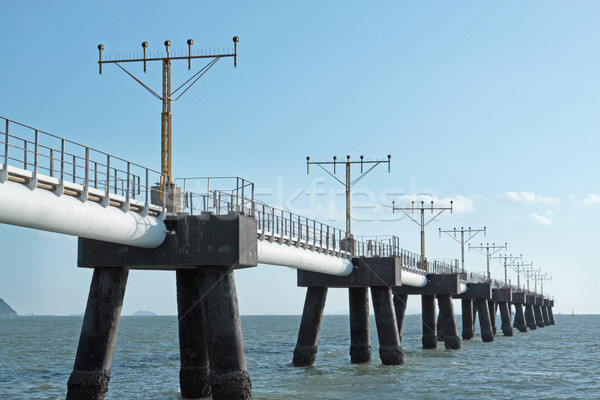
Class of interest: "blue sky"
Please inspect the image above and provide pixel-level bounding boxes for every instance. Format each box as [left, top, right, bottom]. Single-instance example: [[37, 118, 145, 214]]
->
[[1, 1, 599, 316]]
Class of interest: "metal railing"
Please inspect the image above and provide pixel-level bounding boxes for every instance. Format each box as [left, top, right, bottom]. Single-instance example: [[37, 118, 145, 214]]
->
[[428, 259, 461, 275], [0, 116, 168, 212], [1, 116, 520, 284]]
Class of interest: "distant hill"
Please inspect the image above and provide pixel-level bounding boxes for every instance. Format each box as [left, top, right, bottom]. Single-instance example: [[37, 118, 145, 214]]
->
[[132, 310, 157, 316], [0, 298, 17, 316]]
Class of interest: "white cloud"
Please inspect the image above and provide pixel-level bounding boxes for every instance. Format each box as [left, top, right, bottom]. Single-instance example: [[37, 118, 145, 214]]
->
[[529, 214, 553, 226], [582, 194, 600, 205], [502, 192, 559, 206], [394, 194, 473, 213]]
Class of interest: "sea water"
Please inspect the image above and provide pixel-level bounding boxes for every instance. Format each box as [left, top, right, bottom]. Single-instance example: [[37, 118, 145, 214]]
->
[[0, 314, 598, 399]]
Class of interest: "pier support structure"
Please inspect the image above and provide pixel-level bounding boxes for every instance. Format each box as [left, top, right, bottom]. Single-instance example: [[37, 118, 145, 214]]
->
[[67, 267, 129, 400], [548, 300, 555, 325], [475, 298, 494, 342], [348, 287, 371, 363], [453, 282, 493, 342], [512, 292, 528, 333], [461, 299, 474, 340], [437, 294, 461, 349], [371, 287, 403, 365], [534, 296, 545, 328], [488, 300, 498, 335], [293, 286, 328, 367], [493, 288, 513, 337], [525, 295, 538, 330], [542, 299, 551, 326], [392, 292, 408, 344], [176, 270, 211, 399], [421, 295, 437, 349], [75, 213, 257, 400]]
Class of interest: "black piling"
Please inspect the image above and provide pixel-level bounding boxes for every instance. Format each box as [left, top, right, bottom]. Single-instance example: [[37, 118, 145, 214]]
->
[[513, 303, 528, 332], [199, 267, 252, 400], [472, 302, 478, 333], [498, 301, 514, 336], [525, 304, 537, 330], [421, 295, 437, 349], [293, 286, 328, 367], [348, 287, 371, 363], [475, 299, 494, 342], [461, 299, 474, 340], [542, 306, 551, 326], [488, 300, 497, 335], [371, 287, 403, 365], [393, 292, 408, 343], [436, 309, 445, 342], [176, 270, 211, 399], [548, 306, 555, 325], [437, 294, 460, 349], [66, 267, 129, 400], [534, 304, 545, 328]]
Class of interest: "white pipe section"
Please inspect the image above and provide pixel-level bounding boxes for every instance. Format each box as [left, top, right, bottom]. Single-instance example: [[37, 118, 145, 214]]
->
[[402, 270, 428, 287], [257, 239, 354, 276], [0, 180, 166, 248], [257, 239, 431, 287], [459, 282, 467, 294]]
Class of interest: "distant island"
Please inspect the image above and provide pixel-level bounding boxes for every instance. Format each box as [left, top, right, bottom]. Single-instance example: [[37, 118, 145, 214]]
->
[[132, 310, 157, 316], [0, 298, 17, 316]]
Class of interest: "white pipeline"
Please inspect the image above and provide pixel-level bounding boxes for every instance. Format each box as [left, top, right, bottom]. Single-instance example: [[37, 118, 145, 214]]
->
[[0, 179, 166, 248], [257, 239, 354, 276]]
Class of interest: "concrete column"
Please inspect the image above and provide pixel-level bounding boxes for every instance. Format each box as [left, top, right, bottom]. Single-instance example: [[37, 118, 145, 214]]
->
[[393, 292, 408, 343], [513, 303, 527, 332], [549, 307, 555, 325], [348, 287, 371, 363], [370, 287, 403, 365], [421, 295, 437, 349], [498, 301, 513, 337], [436, 309, 445, 342], [293, 286, 328, 367], [475, 299, 494, 342], [525, 305, 537, 330], [542, 306, 551, 326], [461, 299, 474, 340], [534, 305, 545, 328], [67, 267, 129, 400], [176, 270, 211, 399], [198, 267, 252, 400], [472, 302, 478, 333], [488, 301, 497, 335], [437, 294, 460, 349]]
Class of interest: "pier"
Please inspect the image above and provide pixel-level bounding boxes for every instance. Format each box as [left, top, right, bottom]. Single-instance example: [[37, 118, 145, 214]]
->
[[0, 103, 557, 399]]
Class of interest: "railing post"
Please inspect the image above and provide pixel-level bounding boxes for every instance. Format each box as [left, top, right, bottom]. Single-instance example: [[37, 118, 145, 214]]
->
[[298, 216, 302, 242], [93, 162, 98, 189], [2, 119, 8, 173], [72, 154, 76, 183], [313, 220, 316, 250], [114, 168, 118, 195], [124, 161, 130, 208], [251, 182, 255, 216], [49, 149, 54, 177], [82, 147, 90, 200], [23, 140, 28, 170], [60, 139, 66, 188], [33, 130, 39, 180], [105, 155, 110, 200], [145, 168, 149, 209], [319, 223, 323, 250]]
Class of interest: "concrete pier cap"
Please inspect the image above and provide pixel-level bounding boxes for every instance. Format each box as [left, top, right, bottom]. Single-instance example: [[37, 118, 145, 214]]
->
[[78, 213, 258, 270]]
